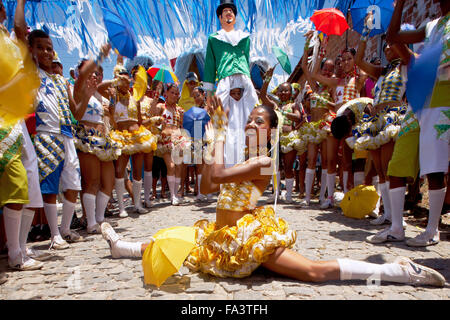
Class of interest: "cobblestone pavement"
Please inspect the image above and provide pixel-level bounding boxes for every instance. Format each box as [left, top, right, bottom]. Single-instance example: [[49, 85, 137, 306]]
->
[[0, 192, 449, 300]]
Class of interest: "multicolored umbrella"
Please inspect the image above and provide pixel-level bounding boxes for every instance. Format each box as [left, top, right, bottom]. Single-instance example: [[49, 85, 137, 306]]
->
[[142, 226, 196, 287], [101, 8, 137, 59], [350, 0, 395, 37], [272, 46, 292, 75], [147, 64, 179, 84], [310, 8, 349, 36]]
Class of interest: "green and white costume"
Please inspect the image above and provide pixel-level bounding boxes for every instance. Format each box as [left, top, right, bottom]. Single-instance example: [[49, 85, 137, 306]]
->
[[204, 29, 259, 167]]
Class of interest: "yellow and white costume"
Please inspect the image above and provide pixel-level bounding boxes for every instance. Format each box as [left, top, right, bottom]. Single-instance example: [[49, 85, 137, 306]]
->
[[110, 96, 157, 155], [184, 178, 297, 278]]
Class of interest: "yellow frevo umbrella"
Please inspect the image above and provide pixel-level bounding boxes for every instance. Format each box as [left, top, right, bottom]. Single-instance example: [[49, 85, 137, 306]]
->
[[142, 226, 197, 287], [0, 32, 40, 126], [340, 185, 379, 219], [132, 65, 148, 101]]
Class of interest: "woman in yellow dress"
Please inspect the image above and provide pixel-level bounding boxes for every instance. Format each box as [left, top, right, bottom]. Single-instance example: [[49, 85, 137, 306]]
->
[[100, 97, 444, 287], [97, 68, 157, 217]]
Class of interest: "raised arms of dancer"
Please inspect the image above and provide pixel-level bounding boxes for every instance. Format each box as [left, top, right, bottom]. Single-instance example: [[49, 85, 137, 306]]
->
[[302, 32, 338, 90], [13, 0, 27, 44], [259, 67, 278, 110], [386, 0, 426, 45], [356, 15, 383, 80], [72, 43, 112, 120]]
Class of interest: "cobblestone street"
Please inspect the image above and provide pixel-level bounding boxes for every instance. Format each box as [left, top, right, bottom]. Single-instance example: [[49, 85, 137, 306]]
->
[[1, 192, 449, 300]]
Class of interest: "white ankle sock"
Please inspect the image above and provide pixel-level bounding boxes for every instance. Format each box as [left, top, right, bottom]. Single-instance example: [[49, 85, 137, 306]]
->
[[95, 191, 110, 224], [354, 172, 365, 187], [305, 168, 315, 201], [320, 169, 328, 201], [175, 177, 181, 195], [60, 199, 76, 235], [285, 178, 294, 198], [373, 176, 381, 214], [343, 171, 349, 193], [43, 203, 60, 237], [132, 180, 143, 209], [389, 187, 406, 234], [20, 208, 35, 254], [115, 178, 126, 213], [326, 173, 336, 200], [144, 171, 152, 203], [167, 176, 175, 198], [116, 240, 143, 258], [337, 258, 410, 284], [379, 182, 392, 221], [197, 174, 203, 197], [82, 193, 97, 228], [425, 188, 446, 236], [3, 207, 22, 261]]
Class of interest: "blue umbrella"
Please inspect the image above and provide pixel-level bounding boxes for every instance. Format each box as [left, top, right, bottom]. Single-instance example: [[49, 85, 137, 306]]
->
[[101, 8, 137, 59], [406, 39, 443, 113], [182, 107, 210, 140], [350, 0, 395, 37]]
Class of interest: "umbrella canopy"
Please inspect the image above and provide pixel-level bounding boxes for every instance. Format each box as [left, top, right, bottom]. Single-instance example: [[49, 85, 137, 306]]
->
[[310, 8, 349, 36], [142, 226, 197, 287], [132, 66, 148, 102], [101, 8, 137, 59], [147, 64, 179, 84], [182, 107, 210, 140], [272, 46, 292, 75], [406, 39, 444, 113], [350, 0, 395, 37], [340, 185, 379, 219], [0, 32, 40, 127]]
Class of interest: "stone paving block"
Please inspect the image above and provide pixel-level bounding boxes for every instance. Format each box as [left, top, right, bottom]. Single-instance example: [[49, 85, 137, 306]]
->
[[185, 282, 216, 293], [219, 282, 248, 292], [283, 286, 315, 297]]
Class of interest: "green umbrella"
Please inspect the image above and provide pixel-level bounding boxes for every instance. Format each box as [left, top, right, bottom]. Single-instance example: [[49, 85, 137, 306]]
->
[[272, 46, 292, 75]]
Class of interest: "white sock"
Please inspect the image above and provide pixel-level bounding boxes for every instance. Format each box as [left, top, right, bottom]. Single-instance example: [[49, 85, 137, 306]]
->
[[43, 203, 60, 237], [319, 169, 328, 201], [115, 178, 126, 213], [379, 182, 392, 221], [373, 176, 381, 214], [354, 172, 365, 187], [305, 169, 315, 201], [95, 191, 110, 224], [175, 177, 181, 196], [3, 207, 22, 261], [115, 240, 143, 258], [167, 176, 175, 198], [60, 199, 76, 235], [327, 173, 336, 201], [82, 193, 97, 228], [425, 188, 446, 236], [144, 171, 152, 203], [389, 187, 406, 235], [132, 180, 143, 209], [343, 171, 349, 193], [285, 178, 294, 199], [197, 174, 203, 197], [337, 258, 410, 284], [20, 208, 35, 254]]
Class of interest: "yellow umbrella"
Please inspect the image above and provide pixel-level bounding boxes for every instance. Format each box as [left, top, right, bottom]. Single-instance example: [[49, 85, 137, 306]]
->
[[132, 65, 148, 101], [340, 185, 379, 219], [142, 226, 197, 287], [0, 32, 40, 126]]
